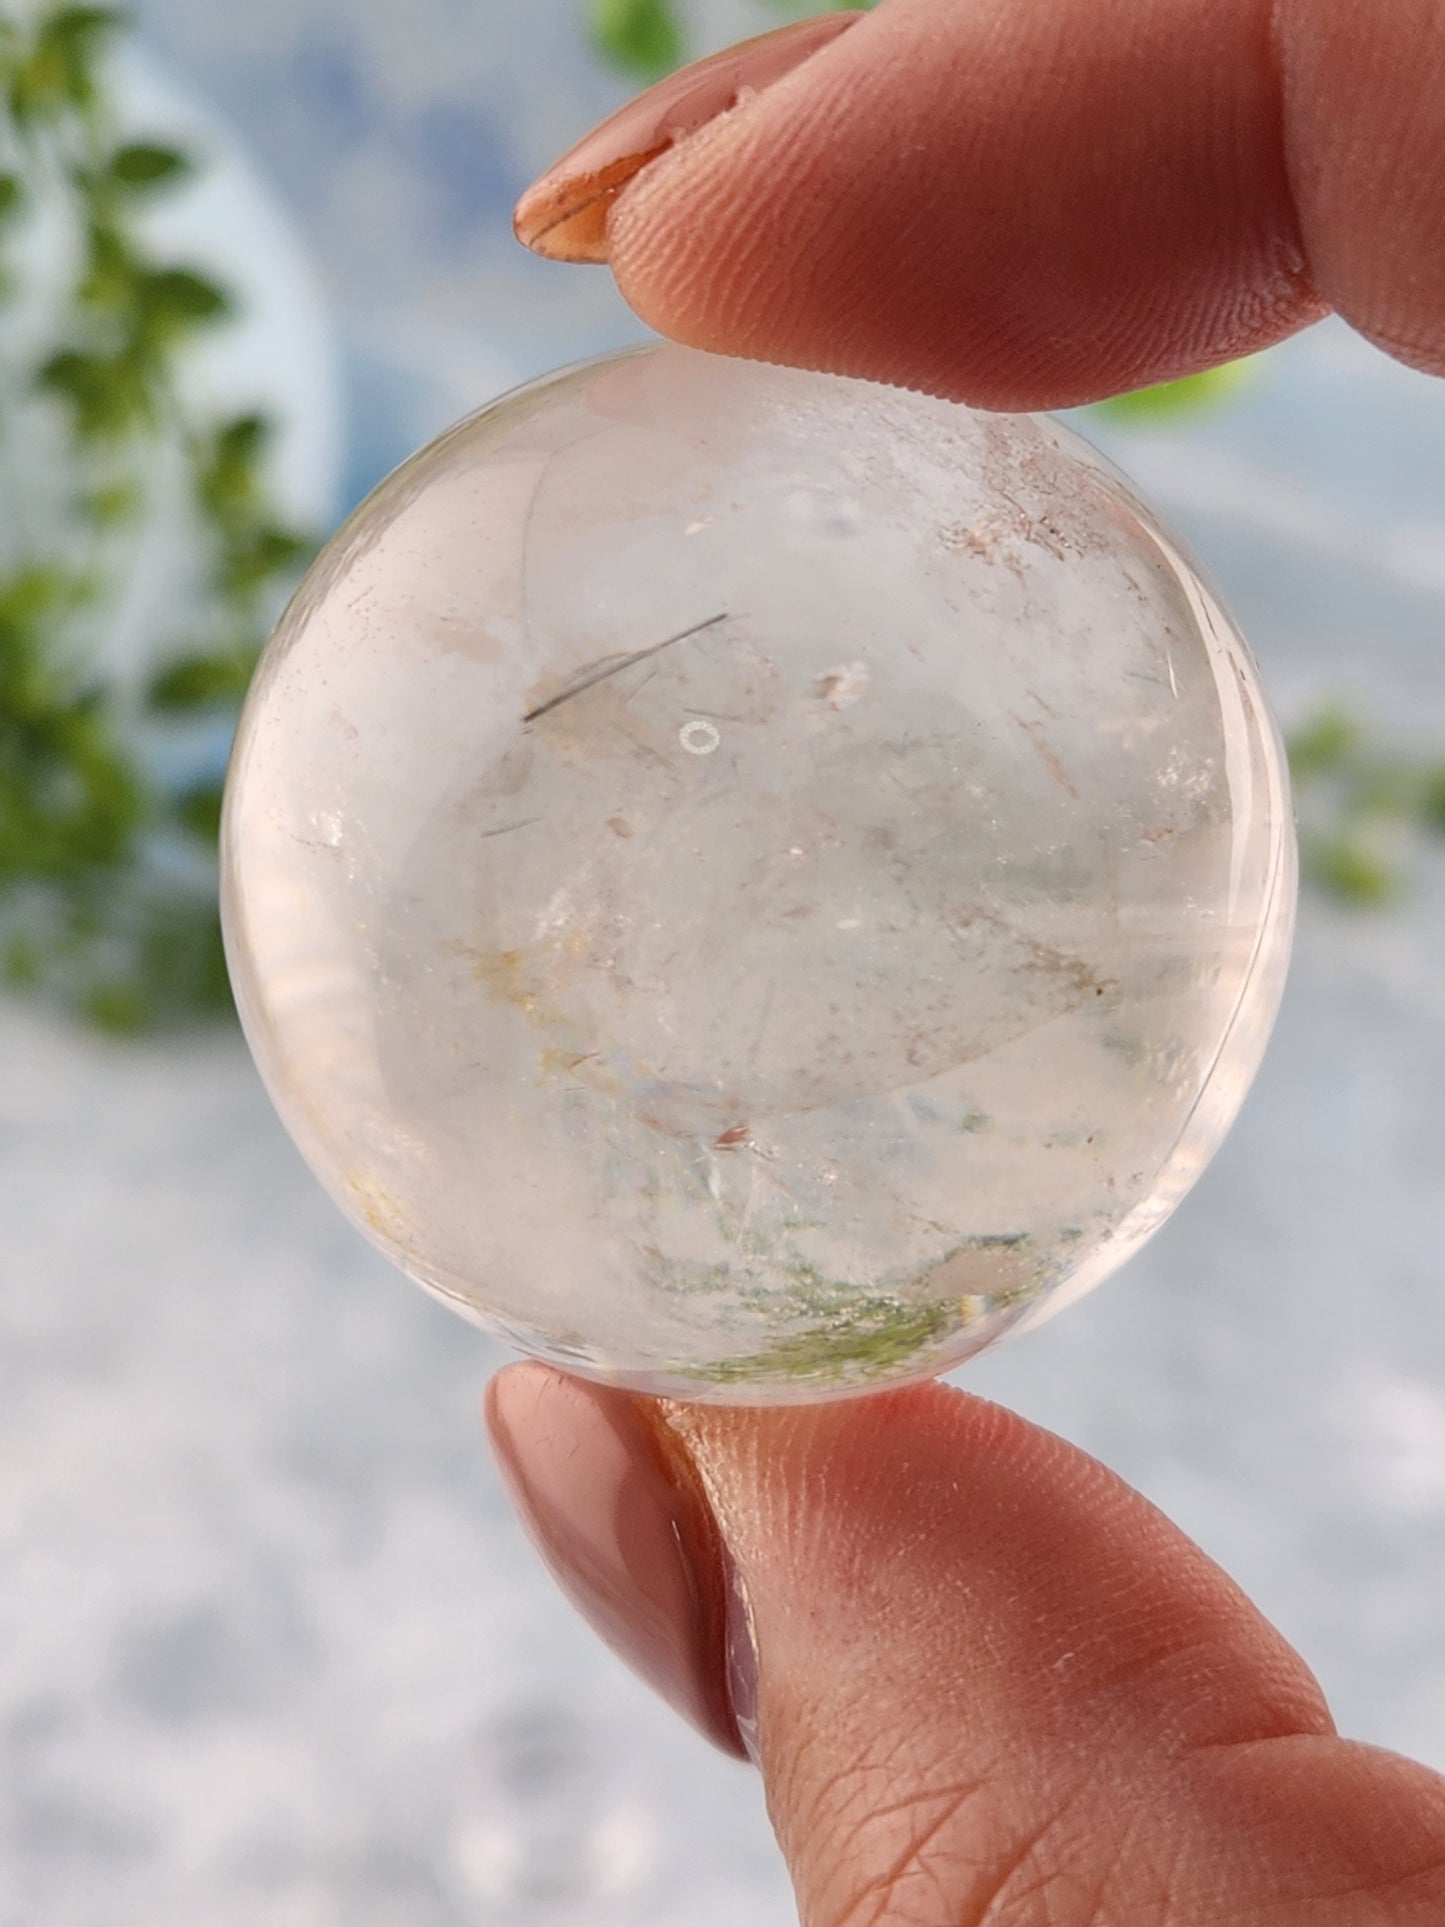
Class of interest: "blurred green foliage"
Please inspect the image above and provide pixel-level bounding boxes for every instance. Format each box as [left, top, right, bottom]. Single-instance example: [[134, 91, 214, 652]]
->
[[0, 3, 314, 1030], [1287, 707, 1445, 907], [1092, 359, 1258, 424], [591, 0, 861, 77], [589, 0, 685, 82]]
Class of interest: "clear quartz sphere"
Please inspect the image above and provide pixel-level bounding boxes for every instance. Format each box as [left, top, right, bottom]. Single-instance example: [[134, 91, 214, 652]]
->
[[222, 345, 1295, 1403]]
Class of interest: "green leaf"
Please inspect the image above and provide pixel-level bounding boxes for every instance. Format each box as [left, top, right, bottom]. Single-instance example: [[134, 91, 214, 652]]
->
[[1304, 838, 1397, 907], [36, 350, 150, 443], [83, 479, 143, 526], [7, 49, 67, 124], [1092, 358, 1257, 425], [108, 141, 190, 189], [0, 562, 73, 630], [84, 978, 148, 1033], [43, 5, 128, 42], [40, 2, 129, 84], [220, 523, 314, 599], [76, 892, 233, 1032], [10, 5, 126, 120], [37, 347, 152, 440], [1423, 767, 1445, 833], [136, 265, 232, 336], [590, 0, 684, 80], [2, 935, 42, 989], [142, 904, 232, 1020], [214, 412, 270, 467], [147, 650, 255, 712], [77, 217, 140, 311], [0, 174, 23, 222], [1286, 708, 1358, 785], [3, 876, 234, 1034], [196, 411, 270, 522], [171, 780, 223, 843], [0, 687, 146, 882]]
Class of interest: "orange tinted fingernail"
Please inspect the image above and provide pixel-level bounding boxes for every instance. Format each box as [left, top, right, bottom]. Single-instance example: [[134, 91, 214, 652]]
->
[[514, 13, 865, 263]]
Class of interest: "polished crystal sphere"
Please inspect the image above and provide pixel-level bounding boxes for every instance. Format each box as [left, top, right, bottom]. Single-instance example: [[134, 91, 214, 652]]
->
[[222, 346, 1295, 1403]]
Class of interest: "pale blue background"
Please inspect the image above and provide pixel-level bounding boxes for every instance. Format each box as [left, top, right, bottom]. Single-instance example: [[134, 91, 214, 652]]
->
[[3, 5, 1444, 1922]]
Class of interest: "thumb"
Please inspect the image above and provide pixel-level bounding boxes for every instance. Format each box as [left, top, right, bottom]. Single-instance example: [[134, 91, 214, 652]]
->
[[486, 1363, 1445, 1926]]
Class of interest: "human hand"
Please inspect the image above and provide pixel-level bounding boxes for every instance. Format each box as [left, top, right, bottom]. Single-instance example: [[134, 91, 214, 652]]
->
[[515, 0, 1445, 408], [490, 8, 1445, 1922]]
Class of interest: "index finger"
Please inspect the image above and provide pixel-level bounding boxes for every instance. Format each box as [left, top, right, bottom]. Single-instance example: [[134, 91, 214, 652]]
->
[[519, 0, 1445, 408]]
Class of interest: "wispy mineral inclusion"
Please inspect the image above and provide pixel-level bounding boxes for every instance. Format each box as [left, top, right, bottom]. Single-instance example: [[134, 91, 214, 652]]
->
[[221, 345, 1296, 1403]]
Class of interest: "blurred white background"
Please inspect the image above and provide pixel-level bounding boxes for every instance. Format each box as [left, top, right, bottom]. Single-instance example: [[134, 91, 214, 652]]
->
[[3, 3, 1444, 1922]]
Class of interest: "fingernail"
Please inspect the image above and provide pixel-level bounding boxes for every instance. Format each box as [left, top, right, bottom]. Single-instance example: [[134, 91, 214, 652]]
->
[[485, 1364, 752, 1759], [514, 12, 865, 263]]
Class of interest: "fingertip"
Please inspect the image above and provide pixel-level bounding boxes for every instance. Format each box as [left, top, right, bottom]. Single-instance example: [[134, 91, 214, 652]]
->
[[481, 1357, 545, 1432], [603, 0, 1325, 406], [659, 1381, 1343, 1923], [513, 12, 866, 265]]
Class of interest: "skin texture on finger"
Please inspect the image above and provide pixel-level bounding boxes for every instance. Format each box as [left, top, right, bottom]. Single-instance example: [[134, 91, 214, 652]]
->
[[1276, 0, 1445, 374], [603, 0, 1319, 408], [513, 14, 864, 262], [586, 0, 1445, 407], [655, 1381, 1445, 1926]]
